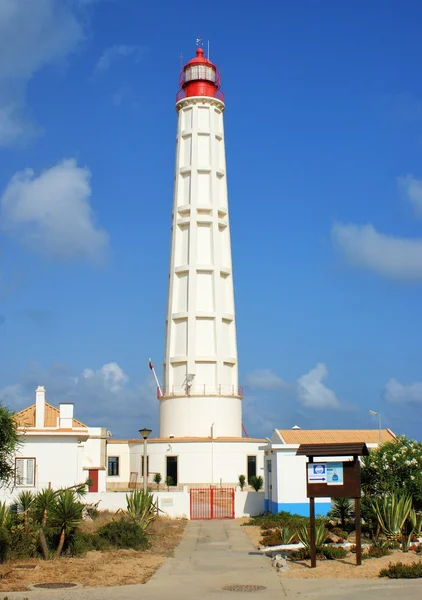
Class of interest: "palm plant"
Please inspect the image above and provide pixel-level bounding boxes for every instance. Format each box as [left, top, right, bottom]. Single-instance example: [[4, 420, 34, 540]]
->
[[238, 475, 246, 491], [35, 488, 57, 528], [250, 476, 264, 492], [296, 522, 327, 552], [371, 493, 412, 542], [328, 497, 353, 527], [34, 488, 58, 560], [165, 476, 173, 491], [50, 489, 83, 557], [15, 490, 35, 530], [153, 473, 162, 490], [125, 490, 157, 530]]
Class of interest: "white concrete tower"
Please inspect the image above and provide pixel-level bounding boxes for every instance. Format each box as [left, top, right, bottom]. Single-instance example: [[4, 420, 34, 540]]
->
[[160, 47, 242, 438]]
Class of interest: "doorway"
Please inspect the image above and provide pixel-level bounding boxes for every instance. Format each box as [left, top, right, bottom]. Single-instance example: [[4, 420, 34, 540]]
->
[[166, 456, 178, 486]]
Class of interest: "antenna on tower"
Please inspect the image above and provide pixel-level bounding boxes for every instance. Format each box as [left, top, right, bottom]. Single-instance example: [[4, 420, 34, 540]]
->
[[196, 37, 203, 47], [183, 373, 195, 395], [207, 40, 210, 61]]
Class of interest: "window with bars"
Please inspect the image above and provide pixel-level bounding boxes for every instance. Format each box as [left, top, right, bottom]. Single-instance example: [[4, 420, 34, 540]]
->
[[108, 456, 119, 477], [15, 458, 35, 487]]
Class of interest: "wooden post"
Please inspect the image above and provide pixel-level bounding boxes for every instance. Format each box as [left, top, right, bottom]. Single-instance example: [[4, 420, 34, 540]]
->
[[310, 496, 316, 568], [309, 456, 316, 568], [355, 498, 361, 565]]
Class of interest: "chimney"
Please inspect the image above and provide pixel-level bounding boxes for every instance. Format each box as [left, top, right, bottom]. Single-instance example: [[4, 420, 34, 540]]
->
[[59, 403, 74, 429], [35, 386, 46, 428]]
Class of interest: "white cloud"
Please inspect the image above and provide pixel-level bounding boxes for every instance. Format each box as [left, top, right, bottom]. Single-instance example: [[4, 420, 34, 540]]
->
[[297, 363, 341, 409], [83, 362, 128, 393], [331, 222, 422, 280], [0, 0, 95, 145], [245, 363, 341, 410], [96, 45, 145, 71], [245, 369, 287, 391], [0, 159, 108, 264], [398, 174, 422, 217], [384, 377, 422, 404], [0, 361, 158, 438]]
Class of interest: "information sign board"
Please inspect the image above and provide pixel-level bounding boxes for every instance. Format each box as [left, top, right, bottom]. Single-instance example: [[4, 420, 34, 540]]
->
[[327, 462, 343, 485], [307, 463, 327, 483]]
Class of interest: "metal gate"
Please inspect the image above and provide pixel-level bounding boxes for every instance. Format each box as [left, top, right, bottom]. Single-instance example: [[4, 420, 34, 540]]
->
[[190, 487, 235, 520]]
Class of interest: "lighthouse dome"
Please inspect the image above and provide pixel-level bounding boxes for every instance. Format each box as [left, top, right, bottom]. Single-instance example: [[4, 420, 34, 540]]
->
[[177, 47, 223, 102]]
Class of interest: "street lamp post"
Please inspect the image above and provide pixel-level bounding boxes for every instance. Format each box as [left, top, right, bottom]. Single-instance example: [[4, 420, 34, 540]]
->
[[139, 428, 152, 493], [368, 410, 381, 444]]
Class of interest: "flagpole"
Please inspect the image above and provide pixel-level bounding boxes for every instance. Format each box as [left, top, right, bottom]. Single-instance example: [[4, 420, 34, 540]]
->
[[149, 358, 163, 397]]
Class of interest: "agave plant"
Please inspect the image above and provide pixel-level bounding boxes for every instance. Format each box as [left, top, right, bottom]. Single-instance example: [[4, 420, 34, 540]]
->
[[278, 526, 296, 545], [371, 493, 412, 541], [50, 489, 83, 557], [125, 490, 157, 531], [15, 490, 35, 530], [296, 522, 327, 551]]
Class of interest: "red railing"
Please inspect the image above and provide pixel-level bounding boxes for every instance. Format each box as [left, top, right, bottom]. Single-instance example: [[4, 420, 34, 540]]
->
[[157, 385, 243, 399], [190, 487, 234, 520]]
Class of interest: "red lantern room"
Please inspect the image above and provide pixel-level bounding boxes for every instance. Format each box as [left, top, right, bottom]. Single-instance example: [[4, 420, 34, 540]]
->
[[176, 47, 224, 102]]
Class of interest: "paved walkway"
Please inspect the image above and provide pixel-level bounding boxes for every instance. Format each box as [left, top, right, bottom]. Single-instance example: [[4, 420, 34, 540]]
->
[[4, 520, 422, 599]]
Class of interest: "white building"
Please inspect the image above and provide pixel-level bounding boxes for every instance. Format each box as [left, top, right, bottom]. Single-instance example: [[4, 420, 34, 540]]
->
[[264, 428, 397, 516], [6, 386, 107, 494]]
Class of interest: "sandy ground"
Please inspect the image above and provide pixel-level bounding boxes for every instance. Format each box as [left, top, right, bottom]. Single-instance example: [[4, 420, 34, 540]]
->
[[239, 521, 422, 579], [281, 550, 422, 579], [0, 517, 186, 593]]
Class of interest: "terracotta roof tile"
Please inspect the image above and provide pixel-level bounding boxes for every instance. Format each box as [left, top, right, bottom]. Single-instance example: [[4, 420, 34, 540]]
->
[[108, 436, 265, 444], [15, 403, 87, 429], [277, 429, 396, 445]]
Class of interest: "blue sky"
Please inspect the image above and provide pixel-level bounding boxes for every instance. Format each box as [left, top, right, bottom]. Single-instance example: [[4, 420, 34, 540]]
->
[[1, 0, 422, 440]]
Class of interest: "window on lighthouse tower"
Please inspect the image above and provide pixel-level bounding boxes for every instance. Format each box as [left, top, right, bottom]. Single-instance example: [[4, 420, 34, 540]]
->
[[184, 65, 215, 83]]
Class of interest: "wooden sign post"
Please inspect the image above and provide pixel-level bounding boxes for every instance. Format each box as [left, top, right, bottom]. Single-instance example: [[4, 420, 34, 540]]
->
[[296, 443, 369, 568]]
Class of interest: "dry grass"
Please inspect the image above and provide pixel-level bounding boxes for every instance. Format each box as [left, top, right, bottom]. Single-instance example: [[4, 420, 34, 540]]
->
[[0, 515, 186, 593]]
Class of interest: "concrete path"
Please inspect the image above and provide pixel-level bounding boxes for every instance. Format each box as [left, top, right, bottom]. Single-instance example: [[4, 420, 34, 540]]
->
[[3, 519, 422, 599]]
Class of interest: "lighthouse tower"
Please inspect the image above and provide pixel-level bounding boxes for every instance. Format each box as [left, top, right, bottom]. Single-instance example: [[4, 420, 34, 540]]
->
[[160, 47, 242, 439]]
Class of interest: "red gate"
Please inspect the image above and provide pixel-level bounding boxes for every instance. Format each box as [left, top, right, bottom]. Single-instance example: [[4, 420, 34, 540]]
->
[[190, 488, 234, 520]]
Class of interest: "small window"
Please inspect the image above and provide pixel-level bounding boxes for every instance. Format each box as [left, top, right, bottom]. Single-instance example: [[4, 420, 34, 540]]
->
[[108, 456, 119, 477], [141, 456, 150, 477], [247, 455, 257, 483], [15, 458, 35, 487]]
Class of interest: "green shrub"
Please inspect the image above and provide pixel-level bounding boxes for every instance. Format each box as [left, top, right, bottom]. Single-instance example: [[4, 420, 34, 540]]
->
[[364, 544, 391, 559], [244, 511, 309, 530], [8, 524, 38, 559], [260, 529, 281, 546], [379, 561, 422, 579], [322, 545, 348, 560], [66, 531, 110, 556], [98, 518, 149, 550]]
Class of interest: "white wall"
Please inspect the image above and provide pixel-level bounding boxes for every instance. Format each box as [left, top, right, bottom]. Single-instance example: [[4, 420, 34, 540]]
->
[[87, 490, 190, 519], [16, 435, 84, 491], [235, 491, 265, 517], [109, 440, 266, 487]]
